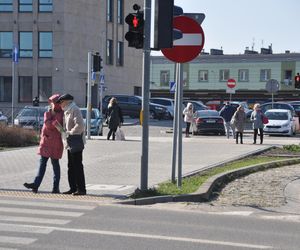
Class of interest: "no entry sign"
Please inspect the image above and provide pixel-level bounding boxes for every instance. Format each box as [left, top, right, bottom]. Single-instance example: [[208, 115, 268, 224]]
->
[[227, 78, 236, 89], [161, 16, 205, 63]]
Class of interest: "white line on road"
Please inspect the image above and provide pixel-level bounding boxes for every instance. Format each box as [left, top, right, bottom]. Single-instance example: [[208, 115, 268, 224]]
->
[[13, 224, 273, 249], [0, 222, 53, 234], [0, 215, 70, 225], [0, 236, 36, 245]]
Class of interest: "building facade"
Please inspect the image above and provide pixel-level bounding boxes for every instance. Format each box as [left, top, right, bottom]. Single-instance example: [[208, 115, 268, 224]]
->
[[150, 52, 300, 103], [0, 0, 143, 116]]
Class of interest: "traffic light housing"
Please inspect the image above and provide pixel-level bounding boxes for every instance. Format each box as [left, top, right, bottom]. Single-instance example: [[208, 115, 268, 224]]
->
[[32, 96, 39, 107], [93, 53, 102, 72], [125, 5, 144, 49], [295, 73, 300, 89]]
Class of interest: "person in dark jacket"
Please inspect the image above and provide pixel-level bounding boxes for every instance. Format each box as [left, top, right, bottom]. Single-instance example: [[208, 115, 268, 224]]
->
[[106, 97, 124, 140], [219, 102, 236, 139]]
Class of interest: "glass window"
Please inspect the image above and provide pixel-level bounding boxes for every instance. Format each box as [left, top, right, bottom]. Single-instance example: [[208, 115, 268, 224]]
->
[[19, 76, 32, 102], [198, 70, 208, 82], [19, 0, 32, 12], [117, 41, 123, 66], [160, 70, 170, 86], [39, 0, 52, 12], [106, 39, 113, 65], [39, 32, 52, 58], [0, 76, 12, 102], [19, 32, 32, 57], [260, 69, 271, 81], [0, 0, 13, 12], [219, 69, 230, 81], [238, 69, 249, 82], [107, 0, 113, 22], [0, 32, 13, 58], [38, 77, 52, 102], [117, 0, 123, 24]]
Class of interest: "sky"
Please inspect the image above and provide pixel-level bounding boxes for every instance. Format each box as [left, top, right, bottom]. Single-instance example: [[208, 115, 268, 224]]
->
[[153, 0, 300, 55]]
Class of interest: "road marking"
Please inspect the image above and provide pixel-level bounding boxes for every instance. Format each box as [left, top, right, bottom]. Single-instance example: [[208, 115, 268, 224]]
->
[[86, 184, 135, 191], [0, 236, 36, 245], [15, 224, 273, 249], [0, 215, 70, 225], [0, 199, 95, 210], [0, 222, 53, 234], [0, 207, 83, 217], [0, 247, 18, 250], [208, 211, 254, 216], [261, 215, 300, 222]]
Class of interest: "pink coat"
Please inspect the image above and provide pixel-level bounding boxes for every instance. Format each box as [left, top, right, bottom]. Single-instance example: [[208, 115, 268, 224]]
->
[[38, 110, 64, 159]]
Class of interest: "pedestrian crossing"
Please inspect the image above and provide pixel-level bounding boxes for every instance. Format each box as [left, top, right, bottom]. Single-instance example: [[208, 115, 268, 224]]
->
[[0, 198, 96, 249]]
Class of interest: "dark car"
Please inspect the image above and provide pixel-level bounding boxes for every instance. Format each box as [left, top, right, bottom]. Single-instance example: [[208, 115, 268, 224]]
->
[[102, 95, 168, 120], [14, 106, 48, 129], [192, 110, 225, 135]]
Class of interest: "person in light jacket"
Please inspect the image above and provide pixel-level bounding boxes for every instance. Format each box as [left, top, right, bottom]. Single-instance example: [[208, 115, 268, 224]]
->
[[231, 105, 246, 144], [183, 102, 194, 137], [24, 94, 64, 193], [56, 93, 87, 196], [250, 103, 265, 144]]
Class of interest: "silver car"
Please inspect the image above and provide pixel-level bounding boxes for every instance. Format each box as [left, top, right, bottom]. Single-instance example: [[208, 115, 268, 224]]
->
[[80, 108, 103, 136], [14, 106, 47, 129]]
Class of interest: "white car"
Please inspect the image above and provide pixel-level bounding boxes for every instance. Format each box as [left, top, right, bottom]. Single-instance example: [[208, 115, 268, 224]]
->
[[150, 97, 175, 119], [264, 109, 296, 136], [0, 111, 8, 126]]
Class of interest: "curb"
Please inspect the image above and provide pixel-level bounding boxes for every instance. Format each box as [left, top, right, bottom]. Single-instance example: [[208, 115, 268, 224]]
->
[[120, 148, 300, 206]]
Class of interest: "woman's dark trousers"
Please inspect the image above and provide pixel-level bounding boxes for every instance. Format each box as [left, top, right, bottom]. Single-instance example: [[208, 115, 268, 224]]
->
[[186, 122, 191, 136], [253, 128, 263, 144], [67, 150, 86, 193], [235, 132, 243, 144], [107, 128, 117, 140]]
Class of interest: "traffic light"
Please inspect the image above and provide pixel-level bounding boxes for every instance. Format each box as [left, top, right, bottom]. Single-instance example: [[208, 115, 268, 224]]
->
[[32, 96, 39, 107], [93, 53, 102, 72], [295, 73, 300, 89], [150, 0, 183, 50], [125, 5, 144, 49]]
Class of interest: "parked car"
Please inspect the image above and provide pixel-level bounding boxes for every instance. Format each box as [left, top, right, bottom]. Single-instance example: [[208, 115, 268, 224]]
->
[[150, 97, 175, 119], [14, 106, 48, 129], [102, 95, 169, 120], [0, 111, 8, 126], [287, 101, 300, 121], [227, 101, 252, 119], [263, 109, 296, 136], [80, 108, 103, 136], [183, 100, 208, 112], [192, 110, 225, 135]]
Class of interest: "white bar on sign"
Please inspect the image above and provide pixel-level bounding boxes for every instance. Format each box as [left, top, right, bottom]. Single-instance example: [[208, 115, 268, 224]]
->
[[174, 34, 203, 46]]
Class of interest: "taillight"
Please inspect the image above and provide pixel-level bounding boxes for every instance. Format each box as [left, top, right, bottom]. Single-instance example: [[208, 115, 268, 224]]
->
[[196, 118, 203, 123]]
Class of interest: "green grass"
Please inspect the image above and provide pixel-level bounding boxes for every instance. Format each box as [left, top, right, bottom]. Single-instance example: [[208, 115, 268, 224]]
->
[[283, 144, 300, 152], [131, 156, 284, 199]]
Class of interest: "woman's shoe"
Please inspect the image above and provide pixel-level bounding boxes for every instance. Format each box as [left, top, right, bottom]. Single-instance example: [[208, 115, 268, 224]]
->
[[23, 182, 38, 193]]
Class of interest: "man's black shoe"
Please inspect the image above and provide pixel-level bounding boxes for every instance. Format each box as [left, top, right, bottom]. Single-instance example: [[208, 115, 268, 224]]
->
[[72, 191, 86, 196], [52, 189, 60, 194], [62, 189, 75, 194], [24, 182, 38, 193]]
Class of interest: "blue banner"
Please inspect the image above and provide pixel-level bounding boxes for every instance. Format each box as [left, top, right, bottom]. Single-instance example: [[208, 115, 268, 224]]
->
[[12, 46, 18, 63]]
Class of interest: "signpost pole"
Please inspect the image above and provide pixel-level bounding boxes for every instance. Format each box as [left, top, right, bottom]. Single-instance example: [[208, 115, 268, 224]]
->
[[86, 51, 92, 139], [177, 62, 183, 188]]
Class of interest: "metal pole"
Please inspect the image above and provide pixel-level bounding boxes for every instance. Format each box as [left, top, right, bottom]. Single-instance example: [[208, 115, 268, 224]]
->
[[11, 61, 14, 125], [86, 51, 92, 139], [171, 63, 179, 183], [177, 63, 183, 187], [140, 0, 151, 191]]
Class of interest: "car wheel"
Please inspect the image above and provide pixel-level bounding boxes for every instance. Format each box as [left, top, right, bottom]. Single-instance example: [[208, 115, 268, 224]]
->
[[149, 110, 156, 119]]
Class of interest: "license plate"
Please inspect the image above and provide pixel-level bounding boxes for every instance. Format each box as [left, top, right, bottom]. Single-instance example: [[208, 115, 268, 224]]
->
[[206, 120, 216, 123]]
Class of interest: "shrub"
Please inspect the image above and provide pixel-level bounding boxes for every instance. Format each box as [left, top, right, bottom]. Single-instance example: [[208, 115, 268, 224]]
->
[[0, 125, 39, 147]]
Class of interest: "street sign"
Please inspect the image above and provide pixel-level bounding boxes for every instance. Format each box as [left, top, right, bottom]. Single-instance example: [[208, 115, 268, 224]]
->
[[169, 81, 176, 92], [161, 16, 205, 63], [266, 79, 279, 93], [226, 88, 236, 94], [227, 78, 236, 89], [100, 74, 105, 84]]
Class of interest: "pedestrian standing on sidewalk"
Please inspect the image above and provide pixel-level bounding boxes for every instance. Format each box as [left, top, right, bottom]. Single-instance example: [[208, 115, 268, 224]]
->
[[56, 93, 87, 196], [231, 105, 246, 144], [183, 102, 194, 137], [105, 97, 123, 140], [250, 103, 265, 144], [219, 102, 236, 139], [24, 94, 64, 193]]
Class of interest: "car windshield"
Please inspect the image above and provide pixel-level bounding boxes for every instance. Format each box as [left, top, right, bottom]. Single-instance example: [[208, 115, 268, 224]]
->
[[266, 112, 289, 120], [81, 110, 96, 119], [196, 110, 219, 117], [291, 104, 300, 111]]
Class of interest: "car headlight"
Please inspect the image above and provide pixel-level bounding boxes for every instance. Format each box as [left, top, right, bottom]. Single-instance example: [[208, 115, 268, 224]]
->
[[14, 119, 19, 125], [282, 123, 290, 128]]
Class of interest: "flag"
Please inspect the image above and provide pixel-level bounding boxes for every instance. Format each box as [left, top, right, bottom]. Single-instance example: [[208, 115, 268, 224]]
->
[[12, 46, 18, 63]]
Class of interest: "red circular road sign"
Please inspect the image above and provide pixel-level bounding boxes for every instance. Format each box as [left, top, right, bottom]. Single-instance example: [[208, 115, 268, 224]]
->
[[227, 78, 236, 88], [161, 16, 205, 63]]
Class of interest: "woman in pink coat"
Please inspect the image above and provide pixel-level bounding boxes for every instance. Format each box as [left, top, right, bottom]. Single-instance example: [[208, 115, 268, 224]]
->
[[24, 94, 64, 193]]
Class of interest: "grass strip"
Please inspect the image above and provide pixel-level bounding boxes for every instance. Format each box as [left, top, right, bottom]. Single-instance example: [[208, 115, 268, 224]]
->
[[131, 156, 285, 199]]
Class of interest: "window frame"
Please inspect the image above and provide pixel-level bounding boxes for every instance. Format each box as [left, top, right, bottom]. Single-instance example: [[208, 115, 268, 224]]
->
[[107, 0, 113, 22], [219, 69, 230, 82], [238, 69, 249, 82], [0, 0, 13, 12], [106, 39, 113, 65], [18, 76, 33, 103], [260, 69, 271, 82], [160, 70, 170, 86], [0, 76, 12, 102], [117, 0, 123, 24], [19, 31, 33, 58], [38, 0, 53, 12], [116, 41, 124, 66], [19, 0, 33, 12], [0, 32, 13, 58], [38, 76, 52, 103], [38, 32, 53, 58], [198, 70, 208, 82]]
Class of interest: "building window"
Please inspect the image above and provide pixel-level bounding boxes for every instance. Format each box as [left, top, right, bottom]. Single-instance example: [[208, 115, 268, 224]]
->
[[107, 0, 113, 22], [39, 0, 53, 12], [238, 69, 249, 82], [160, 70, 170, 86], [117, 0, 123, 24], [38, 77, 52, 102], [0, 0, 13, 12], [117, 41, 123, 66], [39, 32, 52, 58], [260, 69, 271, 81], [19, 0, 32, 12], [106, 39, 113, 65], [0, 32, 13, 58], [0, 76, 12, 102], [219, 69, 230, 81], [19, 76, 32, 102], [198, 70, 208, 82], [19, 32, 32, 58]]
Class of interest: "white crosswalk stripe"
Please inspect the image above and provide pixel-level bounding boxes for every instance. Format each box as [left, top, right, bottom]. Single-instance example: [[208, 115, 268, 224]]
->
[[0, 198, 96, 248]]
